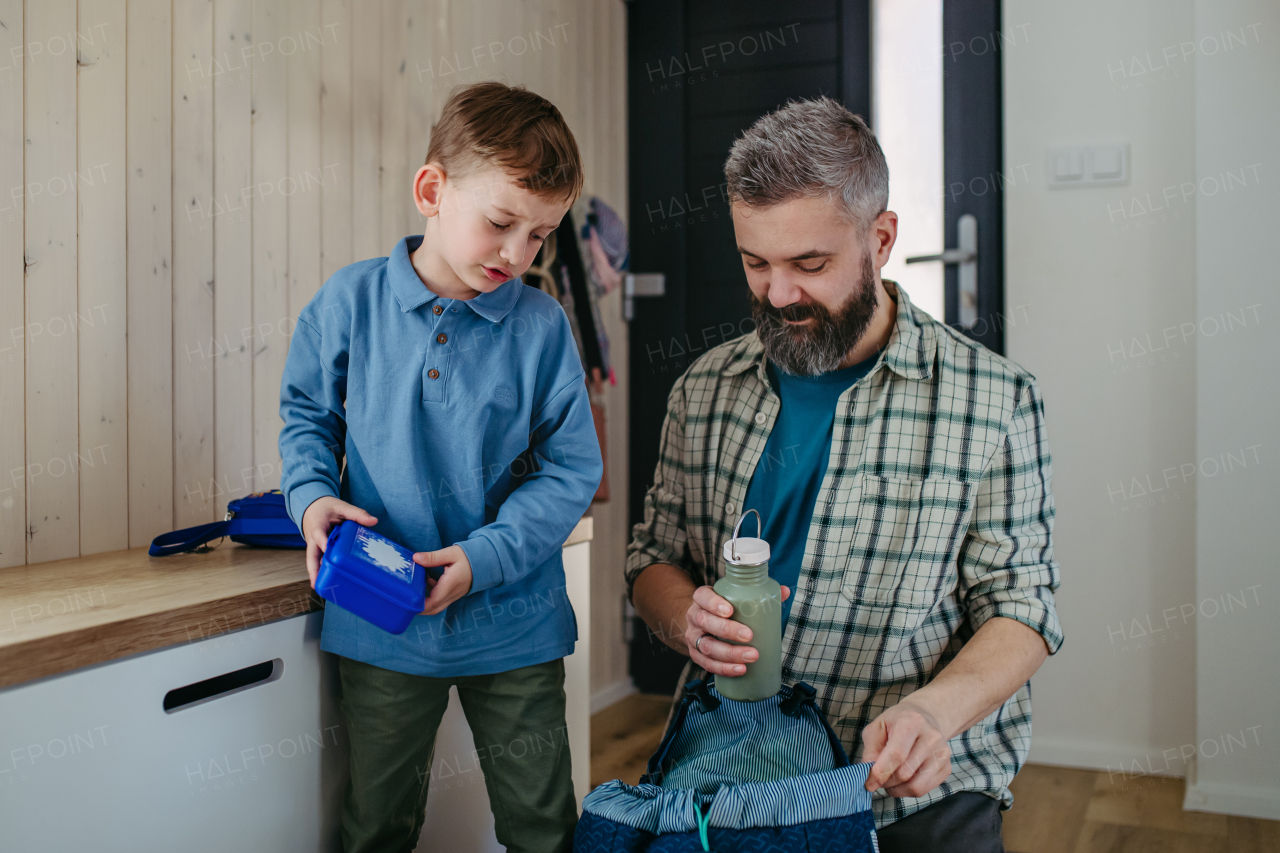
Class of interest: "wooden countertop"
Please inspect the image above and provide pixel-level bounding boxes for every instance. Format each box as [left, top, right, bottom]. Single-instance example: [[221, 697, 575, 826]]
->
[[0, 516, 592, 690]]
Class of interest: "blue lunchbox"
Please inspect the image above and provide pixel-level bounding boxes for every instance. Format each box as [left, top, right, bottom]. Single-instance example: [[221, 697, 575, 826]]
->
[[316, 520, 436, 634]]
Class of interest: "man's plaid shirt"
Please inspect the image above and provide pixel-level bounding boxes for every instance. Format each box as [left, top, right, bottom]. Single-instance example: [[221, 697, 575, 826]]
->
[[625, 281, 1063, 826]]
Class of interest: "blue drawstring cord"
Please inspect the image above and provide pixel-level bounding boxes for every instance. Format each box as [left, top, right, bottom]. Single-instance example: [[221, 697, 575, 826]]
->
[[695, 800, 712, 851]]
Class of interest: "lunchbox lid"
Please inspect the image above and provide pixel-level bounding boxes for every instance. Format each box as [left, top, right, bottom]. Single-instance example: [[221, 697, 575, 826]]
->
[[322, 521, 425, 611]]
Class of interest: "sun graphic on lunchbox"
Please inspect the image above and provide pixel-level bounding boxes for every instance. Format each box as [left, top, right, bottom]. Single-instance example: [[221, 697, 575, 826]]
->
[[355, 526, 415, 583]]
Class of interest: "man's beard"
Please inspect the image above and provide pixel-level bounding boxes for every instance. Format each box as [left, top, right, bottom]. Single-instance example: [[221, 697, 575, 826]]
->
[[750, 251, 880, 377]]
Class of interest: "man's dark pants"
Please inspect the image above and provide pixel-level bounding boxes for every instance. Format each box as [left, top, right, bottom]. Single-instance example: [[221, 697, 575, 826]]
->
[[336, 655, 578, 853], [876, 792, 1005, 852]]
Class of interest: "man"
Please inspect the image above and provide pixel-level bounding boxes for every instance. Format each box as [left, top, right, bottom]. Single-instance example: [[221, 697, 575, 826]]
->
[[626, 97, 1062, 852]]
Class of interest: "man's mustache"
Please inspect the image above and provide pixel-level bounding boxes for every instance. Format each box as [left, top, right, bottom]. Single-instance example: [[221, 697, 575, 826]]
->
[[756, 299, 829, 324]]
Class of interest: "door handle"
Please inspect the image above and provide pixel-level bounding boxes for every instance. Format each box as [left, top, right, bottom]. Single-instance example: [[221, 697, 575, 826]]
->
[[623, 273, 665, 321], [905, 213, 978, 329], [904, 248, 974, 264]]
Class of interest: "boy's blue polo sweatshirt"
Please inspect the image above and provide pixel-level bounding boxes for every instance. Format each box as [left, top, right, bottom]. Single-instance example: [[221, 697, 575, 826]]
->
[[278, 235, 603, 678]]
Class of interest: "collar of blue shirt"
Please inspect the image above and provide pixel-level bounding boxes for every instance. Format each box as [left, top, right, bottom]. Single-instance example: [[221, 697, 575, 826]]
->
[[388, 234, 522, 323]]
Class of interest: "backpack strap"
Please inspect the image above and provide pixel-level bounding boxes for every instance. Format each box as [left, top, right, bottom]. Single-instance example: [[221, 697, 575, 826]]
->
[[780, 681, 853, 768], [778, 681, 817, 717], [686, 677, 721, 713], [148, 518, 303, 557], [640, 677, 715, 785]]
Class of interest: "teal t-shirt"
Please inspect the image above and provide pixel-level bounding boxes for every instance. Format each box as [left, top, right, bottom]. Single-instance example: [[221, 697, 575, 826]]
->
[[741, 354, 879, 625]]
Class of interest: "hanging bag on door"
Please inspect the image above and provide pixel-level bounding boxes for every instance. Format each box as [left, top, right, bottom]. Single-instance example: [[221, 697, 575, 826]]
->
[[148, 490, 306, 556], [575, 676, 879, 852]]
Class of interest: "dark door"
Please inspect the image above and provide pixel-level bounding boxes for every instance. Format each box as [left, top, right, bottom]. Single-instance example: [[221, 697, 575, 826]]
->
[[943, 0, 1005, 354], [625, 0, 1003, 694], [625, 0, 871, 693]]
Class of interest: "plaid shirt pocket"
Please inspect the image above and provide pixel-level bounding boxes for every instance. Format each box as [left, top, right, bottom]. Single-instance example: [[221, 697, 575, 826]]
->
[[840, 475, 974, 657]]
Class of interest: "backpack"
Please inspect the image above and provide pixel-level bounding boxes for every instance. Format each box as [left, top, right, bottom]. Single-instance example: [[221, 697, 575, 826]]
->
[[149, 490, 306, 556], [575, 677, 879, 852]]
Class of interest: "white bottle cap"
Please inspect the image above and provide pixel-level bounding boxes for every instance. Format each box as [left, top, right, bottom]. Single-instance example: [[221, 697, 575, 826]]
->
[[723, 536, 770, 566]]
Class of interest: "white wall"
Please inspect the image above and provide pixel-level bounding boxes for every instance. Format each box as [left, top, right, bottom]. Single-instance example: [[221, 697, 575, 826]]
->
[[1005, 0, 1278, 819], [1187, 0, 1278, 821], [1005, 0, 1199, 771]]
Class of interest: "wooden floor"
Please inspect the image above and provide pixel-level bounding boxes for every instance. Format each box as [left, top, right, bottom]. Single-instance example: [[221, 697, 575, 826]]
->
[[590, 694, 1280, 852]]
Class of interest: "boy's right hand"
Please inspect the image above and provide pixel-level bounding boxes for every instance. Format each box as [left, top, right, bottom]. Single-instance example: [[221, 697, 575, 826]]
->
[[300, 496, 378, 588]]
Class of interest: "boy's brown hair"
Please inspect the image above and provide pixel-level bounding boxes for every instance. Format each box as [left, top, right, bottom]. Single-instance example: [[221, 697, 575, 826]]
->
[[426, 81, 584, 204]]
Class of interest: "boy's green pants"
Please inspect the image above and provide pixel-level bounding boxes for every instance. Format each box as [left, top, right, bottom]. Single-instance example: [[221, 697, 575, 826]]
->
[[336, 655, 579, 853]]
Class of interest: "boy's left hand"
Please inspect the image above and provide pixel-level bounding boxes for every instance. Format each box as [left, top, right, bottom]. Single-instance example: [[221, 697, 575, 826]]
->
[[415, 546, 474, 615]]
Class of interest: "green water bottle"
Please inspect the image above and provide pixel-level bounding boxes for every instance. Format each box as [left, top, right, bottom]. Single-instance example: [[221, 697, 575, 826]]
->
[[712, 510, 782, 701]]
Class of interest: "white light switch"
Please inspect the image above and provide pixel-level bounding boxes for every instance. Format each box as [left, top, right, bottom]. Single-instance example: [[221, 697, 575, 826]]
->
[[1090, 144, 1125, 179], [1046, 143, 1129, 188], [1053, 150, 1083, 181]]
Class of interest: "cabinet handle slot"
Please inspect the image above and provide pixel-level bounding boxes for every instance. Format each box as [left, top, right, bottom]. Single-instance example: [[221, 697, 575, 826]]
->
[[163, 659, 282, 713]]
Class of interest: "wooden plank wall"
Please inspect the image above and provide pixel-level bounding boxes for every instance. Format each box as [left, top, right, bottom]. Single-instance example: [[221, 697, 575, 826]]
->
[[0, 0, 623, 554], [0, 0, 633, 699]]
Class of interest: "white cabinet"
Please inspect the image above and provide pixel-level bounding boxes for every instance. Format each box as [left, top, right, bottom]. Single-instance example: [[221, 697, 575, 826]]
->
[[0, 611, 346, 852], [0, 538, 592, 853]]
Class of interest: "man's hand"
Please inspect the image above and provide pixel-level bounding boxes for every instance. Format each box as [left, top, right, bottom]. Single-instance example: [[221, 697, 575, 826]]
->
[[301, 497, 378, 589], [684, 584, 790, 677], [861, 700, 953, 798], [415, 546, 473, 616], [858, 617, 1048, 798]]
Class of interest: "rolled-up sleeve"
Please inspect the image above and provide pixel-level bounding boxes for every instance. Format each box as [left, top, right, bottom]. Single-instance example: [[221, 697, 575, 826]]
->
[[958, 376, 1064, 654], [625, 377, 699, 603]]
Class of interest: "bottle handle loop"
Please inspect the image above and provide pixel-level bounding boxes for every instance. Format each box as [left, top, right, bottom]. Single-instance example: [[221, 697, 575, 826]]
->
[[730, 509, 762, 561]]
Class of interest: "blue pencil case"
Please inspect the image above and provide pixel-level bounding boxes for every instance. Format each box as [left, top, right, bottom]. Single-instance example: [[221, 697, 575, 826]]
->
[[316, 520, 436, 634]]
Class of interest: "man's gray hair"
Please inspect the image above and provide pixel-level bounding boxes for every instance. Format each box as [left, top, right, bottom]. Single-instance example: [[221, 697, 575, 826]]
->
[[724, 96, 889, 233]]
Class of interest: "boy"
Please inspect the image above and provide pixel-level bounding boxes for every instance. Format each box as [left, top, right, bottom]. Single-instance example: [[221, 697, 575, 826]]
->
[[278, 82, 602, 853]]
